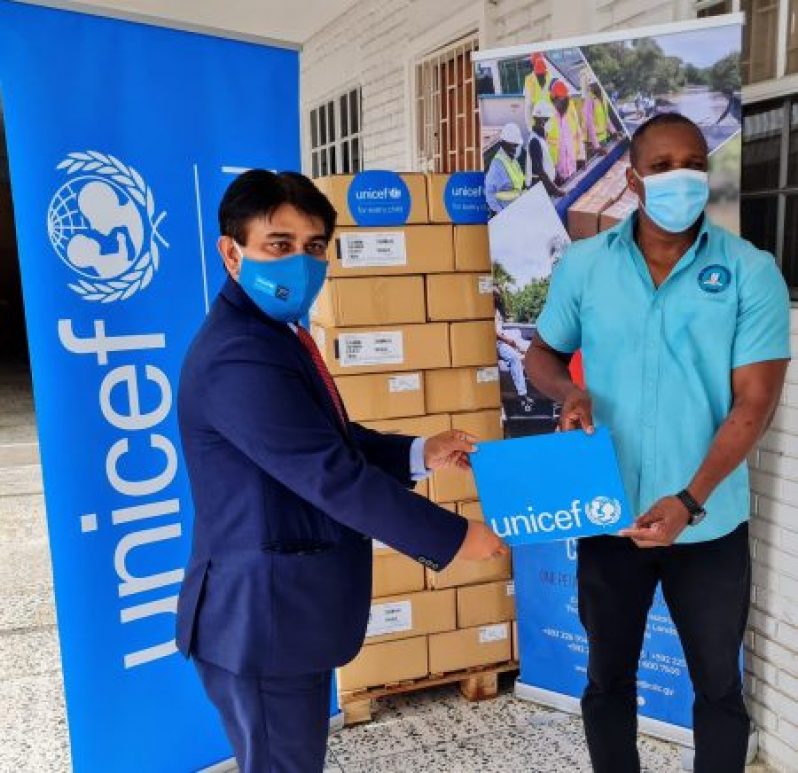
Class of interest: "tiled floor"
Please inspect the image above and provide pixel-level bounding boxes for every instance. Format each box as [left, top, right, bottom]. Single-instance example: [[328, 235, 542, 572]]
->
[[325, 679, 685, 772]]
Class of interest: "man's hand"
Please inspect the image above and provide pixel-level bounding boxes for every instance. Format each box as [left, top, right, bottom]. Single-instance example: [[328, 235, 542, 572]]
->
[[560, 386, 594, 433], [455, 521, 510, 561], [424, 430, 477, 471], [619, 496, 690, 548]]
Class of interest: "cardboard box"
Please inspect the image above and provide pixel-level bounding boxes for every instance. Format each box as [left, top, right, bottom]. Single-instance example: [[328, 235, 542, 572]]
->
[[450, 320, 497, 368], [426, 273, 494, 321], [567, 194, 605, 240], [335, 371, 425, 421], [429, 467, 477, 503], [362, 413, 450, 437], [313, 276, 426, 327], [426, 367, 501, 414], [338, 636, 428, 692], [327, 225, 454, 277], [312, 323, 450, 376], [315, 173, 429, 227], [512, 620, 519, 662], [373, 551, 425, 597], [428, 624, 512, 674], [454, 225, 491, 272], [599, 190, 638, 232], [426, 173, 451, 223], [451, 409, 503, 441], [364, 589, 456, 644], [456, 580, 517, 628], [457, 501, 484, 522], [426, 553, 511, 590]]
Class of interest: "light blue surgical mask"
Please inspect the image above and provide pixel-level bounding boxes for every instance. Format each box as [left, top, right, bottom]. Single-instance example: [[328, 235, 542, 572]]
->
[[635, 168, 709, 233], [235, 243, 328, 323]]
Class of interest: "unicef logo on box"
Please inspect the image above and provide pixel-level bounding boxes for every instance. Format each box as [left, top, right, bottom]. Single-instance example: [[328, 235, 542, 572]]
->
[[444, 171, 489, 224], [47, 150, 168, 303], [347, 170, 411, 226]]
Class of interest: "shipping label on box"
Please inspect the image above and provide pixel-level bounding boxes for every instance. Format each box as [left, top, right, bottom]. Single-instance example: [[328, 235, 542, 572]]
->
[[366, 600, 413, 638], [389, 373, 421, 393], [365, 589, 457, 644], [328, 225, 454, 277], [315, 323, 450, 376], [339, 331, 404, 368], [476, 366, 499, 384], [428, 625, 512, 674], [338, 231, 408, 268], [479, 623, 509, 644]]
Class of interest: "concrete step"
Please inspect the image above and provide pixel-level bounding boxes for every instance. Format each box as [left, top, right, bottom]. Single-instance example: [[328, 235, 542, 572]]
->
[[0, 465, 43, 497], [0, 443, 40, 468]]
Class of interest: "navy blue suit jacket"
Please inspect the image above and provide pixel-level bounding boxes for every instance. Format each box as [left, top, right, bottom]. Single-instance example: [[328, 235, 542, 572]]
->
[[176, 279, 467, 677]]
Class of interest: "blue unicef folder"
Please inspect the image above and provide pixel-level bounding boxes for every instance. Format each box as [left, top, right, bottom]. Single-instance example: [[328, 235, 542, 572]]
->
[[471, 427, 633, 547]]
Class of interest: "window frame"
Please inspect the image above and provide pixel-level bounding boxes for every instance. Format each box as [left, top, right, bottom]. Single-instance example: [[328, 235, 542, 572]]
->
[[308, 87, 363, 178]]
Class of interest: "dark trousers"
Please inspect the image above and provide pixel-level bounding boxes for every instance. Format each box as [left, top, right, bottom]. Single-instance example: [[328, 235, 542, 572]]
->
[[577, 523, 751, 773], [194, 658, 332, 773]]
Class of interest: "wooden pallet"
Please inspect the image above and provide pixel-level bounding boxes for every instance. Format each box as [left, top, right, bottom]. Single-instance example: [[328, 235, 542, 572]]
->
[[340, 660, 519, 725]]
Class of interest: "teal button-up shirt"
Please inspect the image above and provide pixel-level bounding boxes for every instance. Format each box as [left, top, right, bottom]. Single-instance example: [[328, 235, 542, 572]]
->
[[537, 215, 791, 543]]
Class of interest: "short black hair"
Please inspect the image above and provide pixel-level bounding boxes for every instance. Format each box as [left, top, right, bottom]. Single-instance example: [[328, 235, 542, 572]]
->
[[629, 113, 708, 166], [218, 170, 337, 244]]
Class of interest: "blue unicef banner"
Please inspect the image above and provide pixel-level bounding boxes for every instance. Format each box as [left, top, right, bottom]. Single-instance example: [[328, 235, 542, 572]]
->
[[444, 171, 489, 224], [0, 2, 299, 770], [514, 540, 693, 729], [472, 428, 632, 546]]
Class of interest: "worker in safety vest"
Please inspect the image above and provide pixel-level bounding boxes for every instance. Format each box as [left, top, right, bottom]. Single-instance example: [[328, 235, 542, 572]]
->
[[547, 80, 583, 184], [524, 54, 553, 131], [584, 81, 615, 154], [486, 122, 525, 214], [526, 101, 564, 198]]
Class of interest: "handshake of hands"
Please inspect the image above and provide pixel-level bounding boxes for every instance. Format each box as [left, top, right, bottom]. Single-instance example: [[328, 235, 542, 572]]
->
[[423, 430, 510, 562]]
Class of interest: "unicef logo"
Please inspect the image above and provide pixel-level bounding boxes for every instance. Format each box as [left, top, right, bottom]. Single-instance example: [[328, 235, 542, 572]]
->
[[47, 151, 167, 303], [348, 170, 411, 226], [584, 496, 623, 527], [444, 171, 488, 224]]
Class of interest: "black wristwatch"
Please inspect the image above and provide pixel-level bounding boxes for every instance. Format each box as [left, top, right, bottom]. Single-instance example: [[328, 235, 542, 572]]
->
[[675, 489, 706, 526]]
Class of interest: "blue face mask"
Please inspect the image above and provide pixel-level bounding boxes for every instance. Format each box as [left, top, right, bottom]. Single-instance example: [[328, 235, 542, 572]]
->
[[635, 168, 709, 233], [236, 244, 328, 323]]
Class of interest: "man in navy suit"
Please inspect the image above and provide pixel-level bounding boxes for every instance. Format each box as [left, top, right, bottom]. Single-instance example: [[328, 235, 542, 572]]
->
[[177, 170, 507, 772]]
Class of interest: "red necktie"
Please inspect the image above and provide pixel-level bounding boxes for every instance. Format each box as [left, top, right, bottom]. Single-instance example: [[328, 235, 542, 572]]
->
[[295, 326, 348, 428]]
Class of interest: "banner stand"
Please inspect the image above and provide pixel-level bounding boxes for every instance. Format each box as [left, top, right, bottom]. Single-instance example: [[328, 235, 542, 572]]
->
[[514, 679, 758, 770]]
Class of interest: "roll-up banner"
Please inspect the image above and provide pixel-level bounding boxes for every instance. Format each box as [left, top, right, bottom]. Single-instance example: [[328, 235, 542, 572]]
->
[[0, 1, 306, 769], [474, 14, 743, 746]]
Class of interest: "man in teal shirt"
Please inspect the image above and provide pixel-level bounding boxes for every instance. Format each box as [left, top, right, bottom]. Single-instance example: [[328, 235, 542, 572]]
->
[[527, 114, 790, 773]]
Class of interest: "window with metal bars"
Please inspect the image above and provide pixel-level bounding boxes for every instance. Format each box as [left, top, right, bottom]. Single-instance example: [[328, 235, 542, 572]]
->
[[415, 35, 481, 173], [309, 87, 362, 178], [741, 97, 798, 296]]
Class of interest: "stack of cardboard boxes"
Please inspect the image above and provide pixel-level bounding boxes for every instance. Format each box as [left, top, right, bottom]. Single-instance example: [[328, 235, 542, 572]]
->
[[566, 154, 638, 240], [312, 172, 517, 695]]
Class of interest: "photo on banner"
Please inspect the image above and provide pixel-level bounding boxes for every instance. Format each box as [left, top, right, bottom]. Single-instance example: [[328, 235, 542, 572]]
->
[[476, 20, 742, 439], [474, 16, 743, 741]]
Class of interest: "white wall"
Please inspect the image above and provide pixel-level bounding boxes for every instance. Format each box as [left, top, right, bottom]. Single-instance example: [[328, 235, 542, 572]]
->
[[301, 2, 798, 770]]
